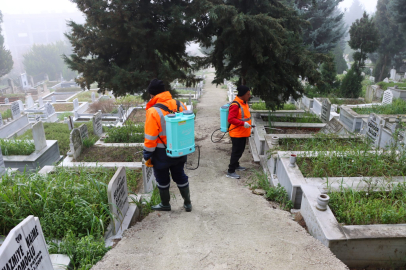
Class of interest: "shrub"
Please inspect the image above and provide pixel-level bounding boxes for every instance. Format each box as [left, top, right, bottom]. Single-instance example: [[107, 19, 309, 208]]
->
[[1, 109, 12, 119], [0, 139, 35, 155], [89, 99, 115, 113], [340, 66, 363, 98], [105, 123, 144, 143]]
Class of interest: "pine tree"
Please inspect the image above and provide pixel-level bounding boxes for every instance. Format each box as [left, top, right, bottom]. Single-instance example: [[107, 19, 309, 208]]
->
[[374, 0, 406, 82], [391, 0, 406, 33], [344, 0, 365, 27], [65, 0, 210, 96], [285, 0, 346, 54], [318, 54, 339, 94], [205, 0, 324, 109], [0, 11, 13, 78], [333, 44, 347, 74]]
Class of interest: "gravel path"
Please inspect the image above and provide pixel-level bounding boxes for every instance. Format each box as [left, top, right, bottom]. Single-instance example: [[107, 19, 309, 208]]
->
[[92, 71, 348, 270]]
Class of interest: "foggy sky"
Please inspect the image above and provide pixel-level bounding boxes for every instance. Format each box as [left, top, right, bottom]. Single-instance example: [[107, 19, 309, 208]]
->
[[1, 0, 378, 15]]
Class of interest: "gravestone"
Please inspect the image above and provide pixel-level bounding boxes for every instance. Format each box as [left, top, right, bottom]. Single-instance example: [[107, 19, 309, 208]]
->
[[69, 128, 82, 159], [107, 167, 130, 234], [26, 95, 34, 108], [343, 71, 347, 75], [7, 78, 14, 93], [51, 96, 56, 103], [320, 99, 331, 123], [45, 103, 55, 116], [320, 117, 348, 135], [92, 111, 102, 136], [366, 113, 382, 146], [17, 100, 24, 111], [0, 114, 3, 128], [67, 116, 74, 130], [91, 92, 96, 102], [29, 75, 35, 87], [79, 124, 89, 140], [43, 83, 48, 93], [383, 77, 389, 83], [73, 98, 79, 110], [118, 105, 125, 121], [38, 97, 44, 107], [32, 121, 47, 152], [4, 98, 9, 104], [390, 68, 396, 80], [0, 215, 54, 270], [369, 76, 375, 83], [382, 90, 393, 104], [11, 101, 21, 120], [361, 72, 365, 77], [35, 114, 41, 122], [142, 160, 156, 193], [0, 146, 5, 175]]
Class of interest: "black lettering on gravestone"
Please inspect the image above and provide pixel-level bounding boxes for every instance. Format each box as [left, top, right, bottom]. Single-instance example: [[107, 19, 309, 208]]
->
[[11, 101, 21, 120], [0, 216, 54, 270], [79, 124, 89, 140], [107, 167, 129, 234], [366, 113, 381, 145], [69, 128, 82, 159], [92, 111, 102, 136], [321, 99, 331, 123]]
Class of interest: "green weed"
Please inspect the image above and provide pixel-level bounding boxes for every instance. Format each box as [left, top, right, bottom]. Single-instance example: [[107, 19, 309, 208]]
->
[[376, 81, 406, 90], [0, 139, 35, 155], [57, 112, 74, 121], [1, 109, 12, 119], [352, 98, 406, 115], [266, 112, 322, 124], [104, 123, 144, 143], [251, 102, 296, 111]]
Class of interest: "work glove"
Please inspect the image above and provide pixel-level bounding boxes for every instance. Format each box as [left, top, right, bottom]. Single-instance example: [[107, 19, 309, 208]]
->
[[143, 149, 153, 161], [244, 122, 251, 129]]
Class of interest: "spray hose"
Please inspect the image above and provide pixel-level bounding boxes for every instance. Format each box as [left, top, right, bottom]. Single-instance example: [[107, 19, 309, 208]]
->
[[211, 125, 256, 143]]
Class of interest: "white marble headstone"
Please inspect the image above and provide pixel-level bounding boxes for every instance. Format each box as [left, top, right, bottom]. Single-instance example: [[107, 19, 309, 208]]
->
[[107, 167, 130, 235], [366, 113, 382, 146], [26, 95, 34, 108], [17, 100, 24, 112], [91, 92, 96, 102], [0, 146, 5, 176], [390, 69, 396, 80], [369, 76, 375, 83], [92, 111, 102, 136], [142, 160, 156, 193], [321, 99, 331, 123], [51, 96, 56, 103], [38, 97, 44, 107], [45, 103, 55, 116], [0, 114, 3, 128], [11, 101, 21, 120], [383, 77, 389, 83], [343, 71, 347, 75], [4, 98, 9, 104], [73, 98, 79, 110], [382, 90, 393, 105], [0, 216, 54, 270], [32, 121, 47, 152]]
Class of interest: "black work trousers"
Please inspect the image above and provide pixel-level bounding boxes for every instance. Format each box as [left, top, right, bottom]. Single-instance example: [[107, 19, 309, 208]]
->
[[228, 137, 247, 173]]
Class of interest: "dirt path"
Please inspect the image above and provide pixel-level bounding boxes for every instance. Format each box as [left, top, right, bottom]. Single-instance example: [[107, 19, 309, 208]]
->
[[92, 71, 348, 270]]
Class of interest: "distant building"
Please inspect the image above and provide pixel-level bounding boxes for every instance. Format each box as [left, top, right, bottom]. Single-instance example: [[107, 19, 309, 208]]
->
[[2, 12, 85, 72]]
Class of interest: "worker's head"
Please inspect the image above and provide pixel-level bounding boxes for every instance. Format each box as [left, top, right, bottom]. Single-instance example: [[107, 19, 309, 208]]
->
[[148, 79, 166, 98], [237, 85, 251, 102]]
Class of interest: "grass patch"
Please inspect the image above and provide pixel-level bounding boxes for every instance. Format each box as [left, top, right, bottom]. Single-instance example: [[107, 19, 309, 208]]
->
[[46, 81, 59, 87], [297, 150, 406, 178], [0, 166, 141, 269], [55, 87, 82, 92], [68, 91, 94, 102], [271, 134, 371, 152], [126, 109, 146, 124], [329, 183, 406, 225], [251, 102, 296, 110], [264, 112, 322, 123], [105, 124, 144, 143], [75, 146, 144, 162], [115, 95, 144, 109], [352, 98, 406, 115], [0, 139, 35, 155], [57, 112, 74, 121], [376, 81, 406, 90], [1, 109, 11, 119], [17, 122, 99, 155], [248, 171, 293, 210], [53, 103, 74, 111], [328, 97, 365, 105]]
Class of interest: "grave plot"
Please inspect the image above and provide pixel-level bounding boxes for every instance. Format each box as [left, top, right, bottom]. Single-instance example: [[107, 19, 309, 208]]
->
[[1, 121, 62, 172], [43, 92, 79, 102], [0, 166, 142, 269], [68, 90, 99, 102], [126, 108, 146, 125], [97, 123, 144, 145], [300, 174, 406, 268], [0, 101, 32, 139], [250, 102, 297, 111]]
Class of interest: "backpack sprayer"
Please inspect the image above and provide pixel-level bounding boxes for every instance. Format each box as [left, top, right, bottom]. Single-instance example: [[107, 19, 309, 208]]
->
[[146, 101, 200, 170], [211, 102, 256, 143]]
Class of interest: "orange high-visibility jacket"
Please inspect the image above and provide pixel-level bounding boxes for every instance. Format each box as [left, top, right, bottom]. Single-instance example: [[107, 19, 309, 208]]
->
[[228, 96, 252, 138], [144, 91, 186, 152]]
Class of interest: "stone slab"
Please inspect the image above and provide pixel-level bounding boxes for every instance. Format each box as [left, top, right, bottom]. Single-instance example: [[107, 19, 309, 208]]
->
[[69, 128, 82, 159], [108, 167, 129, 235], [32, 121, 47, 152], [11, 101, 21, 120], [79, 124, 89, 141], [93, 111, 102, 136], [142, 160, 156, 193]]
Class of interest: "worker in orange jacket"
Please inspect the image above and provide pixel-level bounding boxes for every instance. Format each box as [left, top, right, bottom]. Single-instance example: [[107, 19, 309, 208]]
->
[[143, 79, 192, 212], [227, 85, 252, 179]]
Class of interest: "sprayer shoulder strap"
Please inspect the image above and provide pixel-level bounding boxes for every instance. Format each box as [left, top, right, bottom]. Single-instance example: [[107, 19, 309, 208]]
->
[[152, 100, 182, 113]]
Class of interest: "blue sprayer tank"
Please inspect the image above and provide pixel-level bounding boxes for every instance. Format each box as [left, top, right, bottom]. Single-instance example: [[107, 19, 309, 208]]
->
[[165, 110, 195, 157], [220, 103, 231, 132]]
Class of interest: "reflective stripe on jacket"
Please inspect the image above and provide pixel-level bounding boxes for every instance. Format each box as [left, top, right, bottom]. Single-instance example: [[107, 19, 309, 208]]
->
[[228, 96, 252, 138], [144, 91, 186, 152]]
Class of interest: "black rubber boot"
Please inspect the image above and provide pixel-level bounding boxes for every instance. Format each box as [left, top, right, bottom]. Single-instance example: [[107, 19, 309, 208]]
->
[[178, 186, 192, 212], [151, 189, 171, 211]]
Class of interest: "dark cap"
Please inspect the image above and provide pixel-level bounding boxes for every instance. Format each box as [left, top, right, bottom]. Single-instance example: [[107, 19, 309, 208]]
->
[[237, 85, 250, 97], [148, 79, 166, 95]]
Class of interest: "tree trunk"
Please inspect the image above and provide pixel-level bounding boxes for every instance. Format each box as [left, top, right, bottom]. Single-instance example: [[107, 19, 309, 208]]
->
[[379, 54, 388, 82]]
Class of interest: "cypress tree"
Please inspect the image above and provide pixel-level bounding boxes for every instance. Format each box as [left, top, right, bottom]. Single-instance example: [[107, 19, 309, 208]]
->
[[391, 0, 406, 33], [0, 11, 13, 78], [205, 0, 324, 109], [65, 0, 210, 96]]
